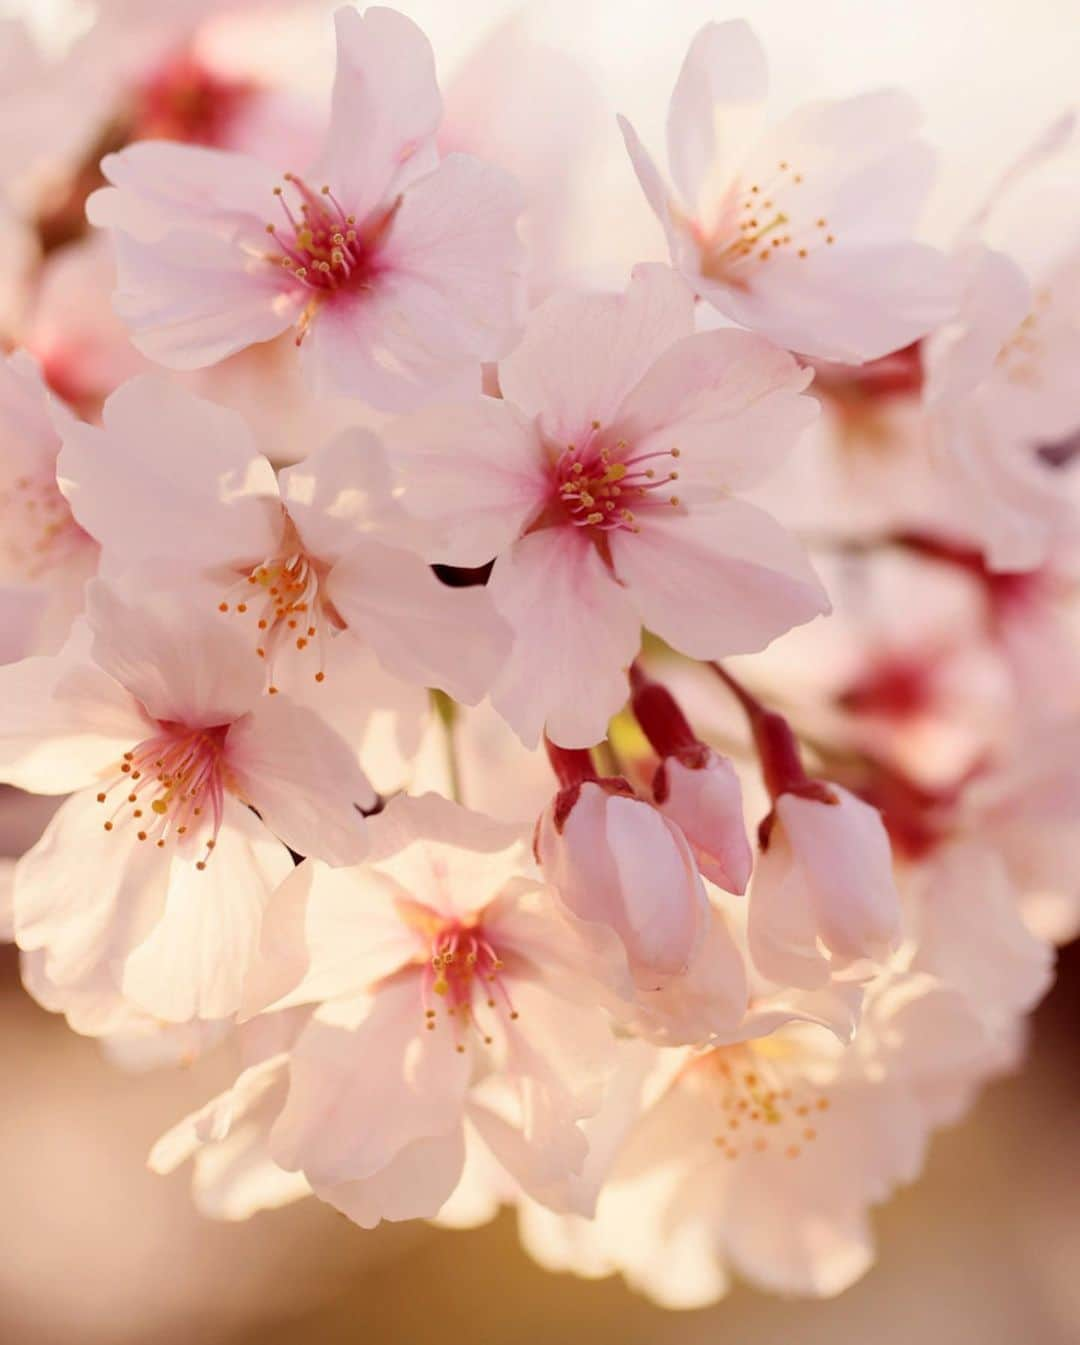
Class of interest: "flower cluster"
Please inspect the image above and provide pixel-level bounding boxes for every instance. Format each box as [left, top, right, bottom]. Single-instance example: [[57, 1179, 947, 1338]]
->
[[1, 1, 1077, 1308]]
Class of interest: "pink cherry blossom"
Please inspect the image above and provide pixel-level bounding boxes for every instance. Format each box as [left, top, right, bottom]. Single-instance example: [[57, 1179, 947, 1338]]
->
[[216, 794, 618, 1227], [923, 115, 1080, 571], [518, 969, 1007, 1307], [87, 6, 525, 408], [0, 576, 376, 1024], [618, 21, 955, 363], [0, 351, 98, 661], [389, 264, 827, 747], [57, 374, 509, 701]]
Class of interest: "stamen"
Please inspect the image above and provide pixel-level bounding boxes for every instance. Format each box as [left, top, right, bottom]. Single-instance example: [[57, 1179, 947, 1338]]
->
[[95, 723, 232, 867]]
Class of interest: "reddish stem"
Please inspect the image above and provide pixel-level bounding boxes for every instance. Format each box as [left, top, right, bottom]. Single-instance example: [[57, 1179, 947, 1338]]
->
[[710, 663, 828, 804], [543, 738, 599, 790], [629, 664, 703, 760]]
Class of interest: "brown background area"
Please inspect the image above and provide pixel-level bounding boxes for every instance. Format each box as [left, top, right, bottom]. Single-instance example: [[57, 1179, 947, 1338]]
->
[[1, 925, 1076, 1345]]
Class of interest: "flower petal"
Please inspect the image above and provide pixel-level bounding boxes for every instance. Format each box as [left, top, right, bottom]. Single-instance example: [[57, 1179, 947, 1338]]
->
[[226, 692, 374, 865], [488, 529, 641, 749], [499, 263, 693, 442], [314, 1128, 466, 1229], [86, 578, 265, 725], [326, 540, 510, 704], [0, 636, 149, 793], [609, 498, 828, 660], [240, 857, 417, 1018], [58, 375, 282, 572], [120, 796, 294, 1022], [312, 5, 442, 219], [270, 980, 471, 1183], [387, 396, 548, 566], [666, 20, 768, 213], [615, 327, 816, 498], [106, 228, 298, 370]]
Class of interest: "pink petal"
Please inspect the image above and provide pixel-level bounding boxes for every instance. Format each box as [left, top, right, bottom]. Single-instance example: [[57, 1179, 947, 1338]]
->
[[259, 632, 429, 799], [106, 228, 299, 370], [615, 327, 817, 498], [86, 578, 265, 725], [716, 237, 956, 364], [89, 140, 283, 243], [278, 428, 414, 566], [747, 827, 834, 988], [326, 540, 510, 704], [303, 151, 524, 409], [387, 396, 548, 566], [603, 794, 710, 977], [367, 793, 531, 922], [665, 20, 768, 211], [488, 529, 641, 749], [609, 498, 829, 660], [300, 272, 481, 410], [778, 787, 901, 967], [0, 638, 150, 794], [315, 1128, 466, 1228], [269, 979, 471, 1183], [225, 692, 374, 866], [657, 752, 753, 893], [384, 152, 525, 354], [240, 857, 417, 1019], [924, 245, 1031, 404], [312, 5, 442, 221], [499, 263, 694, 443], [120, 796, 294, 1022], [617, 114, 680, 256], [58, 375, 283, 572], [13, 791, 168, 988]]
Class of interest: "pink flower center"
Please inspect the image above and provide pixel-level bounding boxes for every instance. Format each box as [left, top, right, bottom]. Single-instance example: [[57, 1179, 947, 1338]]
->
[[264, 175, 401, 342], [219, 516, 340, 689], [95, 723, 234, 868], [690, 1045, 830, 1162], [397, 899, 518, 1051], [0, 468, 89, 580], [133, 50, 257, 147], [548, 420, 682, 537]]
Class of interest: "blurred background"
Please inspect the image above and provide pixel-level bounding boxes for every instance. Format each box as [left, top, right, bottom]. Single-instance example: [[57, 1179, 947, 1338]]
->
[[1, 0, 1078, 1341]]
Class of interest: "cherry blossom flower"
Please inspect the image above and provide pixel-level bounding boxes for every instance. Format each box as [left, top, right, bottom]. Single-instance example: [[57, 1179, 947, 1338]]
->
[[180, 794, 619, 1227], [0, 577, 376, 1024], [618, 20, 955, 363], [0, 352, 97, 661], [923, 115, 1080, 571], [389, 263, 827, 747], [56, 374, 509, 701], [518, 969, 1007, 1306], [86, 6, 525, 409]]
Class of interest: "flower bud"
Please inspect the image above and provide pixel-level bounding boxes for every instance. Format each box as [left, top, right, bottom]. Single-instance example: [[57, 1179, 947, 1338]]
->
[[537, 779, 709, 984], [630, 667, 753, 894], [748, 784, 902, 989], [654, 750, 753, 894]]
